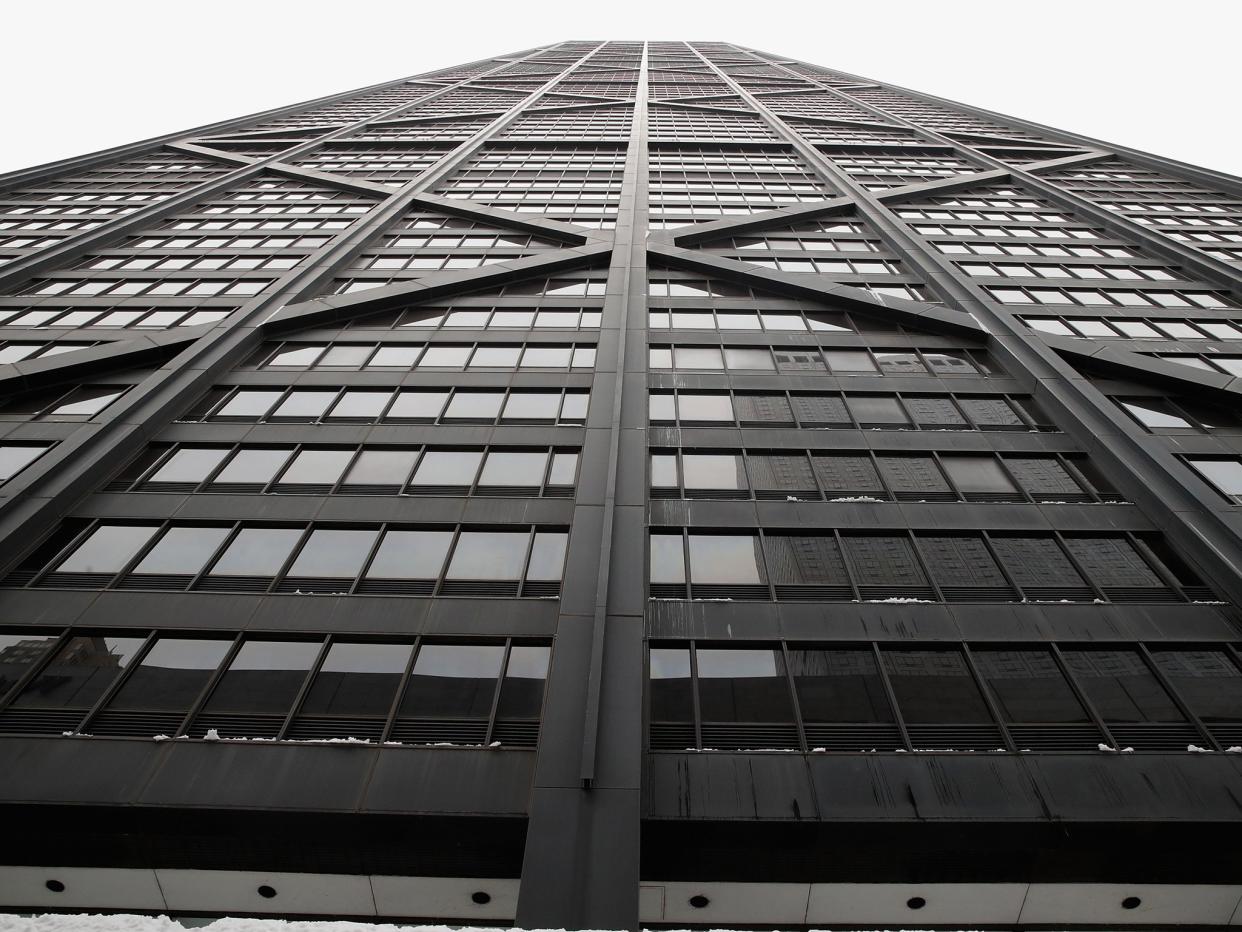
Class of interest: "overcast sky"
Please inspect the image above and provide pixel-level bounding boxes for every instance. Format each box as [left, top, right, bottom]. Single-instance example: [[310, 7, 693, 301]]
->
[[4, 0, 1238, 177]]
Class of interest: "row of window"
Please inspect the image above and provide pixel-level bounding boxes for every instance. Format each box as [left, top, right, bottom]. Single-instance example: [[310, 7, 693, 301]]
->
[[0, 630, 549, 745], [77, 255, 302, 273], [0, 443, 50, 484], [648, 529, 1209, 603], [18, 277, 271, 299], [1116, 396, 1242, 434], [0, 341, 93, 364], [649, 642, 1242, 752], [1154, 354, 1242, 378], [254, 341, 597, 371], [962, 261, 1182, 283], [911, 222, 1102, 241], [344, 306, 603, 332], [649, 390, 1051, 431], [647, 277, 924, 303], [988, 285, 1229, 310], [1024, 316, 1242, 341], [648, 307, 901, 334], [11, 521, 568, 596], [0, 306, 231, 330], [112, 444, 579, 497], [649, 449, 1118, 504], [181, 385, 589, 425], [734, 256, 902, 276], [934, 240, 1138, 259], [0, 384, 127, 421], [649, 344, 993, 377]]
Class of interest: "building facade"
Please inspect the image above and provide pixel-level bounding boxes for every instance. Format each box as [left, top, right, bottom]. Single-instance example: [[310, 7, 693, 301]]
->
[[1, 39, 1242, 929]]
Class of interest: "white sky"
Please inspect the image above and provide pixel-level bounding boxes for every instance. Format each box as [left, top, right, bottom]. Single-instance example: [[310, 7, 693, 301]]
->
[[2, 0, 1238, 177]]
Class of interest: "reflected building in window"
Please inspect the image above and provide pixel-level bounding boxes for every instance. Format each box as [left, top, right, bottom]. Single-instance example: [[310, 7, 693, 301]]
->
[[0, 39, 1240, 930]]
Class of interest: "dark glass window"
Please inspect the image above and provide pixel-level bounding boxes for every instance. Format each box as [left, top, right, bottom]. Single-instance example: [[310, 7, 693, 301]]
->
[[147, 447, 229, 484], [682, 453, 745, 490], [687, 535, 764, 584], [212, 449, 292, 484], [940, 456, 1017, 493], [208, 528, 303, 577], [11, 636, 145, 710], [57, 525, 159, 574], [447, 531, 530, 580], [399, 644, 504, 718], [846, 395, 908, 424], [0, 633, 59, 698], [200, 640, 320, 715], [649, 647, 693, 722], [131, 526, 231, 575], [342, 450, 419, 486], [365, 530, 453, 579], [789, 649, 894, 723], [650, 533, 686, 584], [1152, 649, 1242, 722], [287, 529, 378, 578], [696, 648, 793, 722], [973, 649, 1088, 723], [278, 450, 354, 485], [763, 535, 849, 585], [299, 642, 412, 716], [881, 650, 992, 723], [496, 646, 550, 719], [1062, 649, 1185, 722], [105, 638, 231, 711]]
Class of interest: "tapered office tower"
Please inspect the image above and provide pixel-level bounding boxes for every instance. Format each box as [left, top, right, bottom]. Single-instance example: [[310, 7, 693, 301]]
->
[[0, 39, 1241, 929]]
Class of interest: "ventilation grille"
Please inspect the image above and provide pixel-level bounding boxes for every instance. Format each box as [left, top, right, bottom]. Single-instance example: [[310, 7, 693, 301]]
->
[[339, 484, 402, 496], [941, 586, 1018, 603], [270, 483, 335, 495], [40, 572, 112, 589], [1207, 723, 1242, 746], [355, 578, 435, 595], [189, 712, 286, 739], [491, 719, 540, 747], [963, 491, 1026, 503], [754, 489, 819, 501], [1107, 723, 1205, 752], [473, 486, 540, 497], [407, 484, 472, 496], [692, 584, 770, 600], [802, 723, 904, 751], [1022, 586, 1095, 602], [905, 723, 1005, 750], [388, 718, 489, 745], [1007, 723, 1103, 752], [438, 580, 520, 597], [1032, 492, 1094, 504], [774, 585, 853, 601], [649, 722, 696, 750], [274, 576, 353, 594], [521, 581, 562, 597], [88, 709, 185, 737], [893, 491, 957, 503], [0, 708, 87, 735], [285, 715, 386, 741], [115, 574, 193, 591], [136, 481, 200, 494], [685, 488, 750, 500], [859, 586, 936, 601], [195, 575, 273, 592], [206, 482, 267, 494], [649, 584, 687, 599], [699, 722, 800, 750], [1103, 586, 1180, 603]]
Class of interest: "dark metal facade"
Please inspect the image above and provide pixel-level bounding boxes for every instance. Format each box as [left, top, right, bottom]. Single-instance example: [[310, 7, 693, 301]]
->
[[0, 40, 1241, 929]]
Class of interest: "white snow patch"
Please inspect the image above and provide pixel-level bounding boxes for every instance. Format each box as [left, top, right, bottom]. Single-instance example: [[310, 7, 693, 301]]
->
[[866, 597, 934, 603], [1188, 744, 1213, 753], [827, 495, 883, 503], [1098, 744, 1135, 753]]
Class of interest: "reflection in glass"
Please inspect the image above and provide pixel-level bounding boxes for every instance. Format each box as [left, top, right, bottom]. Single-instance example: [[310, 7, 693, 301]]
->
[[300, 642, 412, 716], [12, 636, 145, 709], [200, 640, 320, 714], [105, 638, 231, 710], [400, 644, 504, 718], [57, 525, 159, 574]]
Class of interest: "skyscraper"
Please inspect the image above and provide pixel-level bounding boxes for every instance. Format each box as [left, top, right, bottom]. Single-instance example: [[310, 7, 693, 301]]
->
[[1, 38, 1241, 929]]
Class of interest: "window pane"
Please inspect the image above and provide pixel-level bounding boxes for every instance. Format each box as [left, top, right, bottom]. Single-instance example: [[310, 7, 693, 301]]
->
[[446, 392, 504, 420], [148, 448, 229, 484], [328, 390, 390, 419], [212, 449, 292, 484], [279, 450, 354, 485], [548, 452, 578, 486], [57, 525, 159, 573], [496, 645, 550, 719], [400, 644, 504, 718], [940, 455, 1017, 493], [687, 535, 764, 584], [696, 648, 793, 723], [447, 531, 529, 580], [287, 529, 379, 577], [1062, 649, 1184, 722], [387, 390, 450, 420], [1120, 399, 1191, 429], [0, 633, 59, 698], [674, 347, 723, 370], [320, 345, 376, 368], [266, 345, 324, 367], [419, 345, 471, 367], [478, 451, 548, 487], [526, 532, 567, 581], [845, 395, 907, 424], [677, 394, 733, 421], [132, 526, 231, 575], [1152, 649, 1242, 722], [471, 346, 521, 367], [365, 530, 453, 579], [1188, 458, 1242, 497], [12, 636, 145, 709], [106, 638, 232, 711], [973, 649, 1087, 723], [217, 390, 283, 418], [650, 533, 686, 584], [271, 391, 335, 419], [502, 393, 560, 421], [300, 642, 412, 716], [881, 650, 992, 723], [50, 387, 124, 416], [0, 445, 48, 482], [343, 450, 418, 486], [201, 640, 320, 714], [410, 450, 483, 486], [521, 346, 572, 368], [649, 647, 692, 722], [682, 454, 745, 490], [651, 454, 678, 488], [789, 649, 894, 723], [763, 535, 849, 585], [825, 351, 877, 373], [729, 348, 778, 370], [209, 528, 303, 576], [368, 346, 423, 368]]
